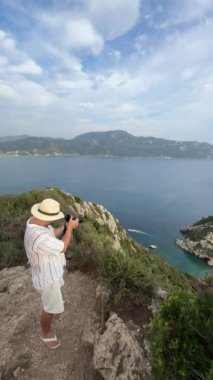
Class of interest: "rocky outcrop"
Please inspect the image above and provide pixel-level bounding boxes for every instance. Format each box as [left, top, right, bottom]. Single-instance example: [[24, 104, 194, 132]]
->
[[0, 266, 99, 380], [176, 238, 213, 266], [1, 265, 151, 380], [93, 313, 151, 380], [60, 189, 127, 251], [176, 219, 213, 266], [0, 266, 31, 294]]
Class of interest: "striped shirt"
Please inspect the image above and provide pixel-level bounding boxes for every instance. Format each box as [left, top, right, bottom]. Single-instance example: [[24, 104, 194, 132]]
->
[[24, 218, 66, 290]]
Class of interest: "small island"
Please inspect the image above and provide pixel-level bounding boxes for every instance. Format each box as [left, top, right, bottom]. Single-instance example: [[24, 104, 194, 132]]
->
[[176, 216, 213, 265]]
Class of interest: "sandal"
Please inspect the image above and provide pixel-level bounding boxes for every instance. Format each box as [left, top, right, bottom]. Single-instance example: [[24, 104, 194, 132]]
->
[[39, 334, 62, 350]]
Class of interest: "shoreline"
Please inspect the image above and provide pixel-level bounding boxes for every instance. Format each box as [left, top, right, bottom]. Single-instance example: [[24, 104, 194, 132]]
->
[[0, 153, 213, 160], [176, 239, 213, 266]]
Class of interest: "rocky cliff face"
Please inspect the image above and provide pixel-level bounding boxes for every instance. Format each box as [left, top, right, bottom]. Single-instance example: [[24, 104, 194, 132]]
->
[[67, 192, 126, 251], [0, 266, 151, 380], [176, 219, 213, 265]]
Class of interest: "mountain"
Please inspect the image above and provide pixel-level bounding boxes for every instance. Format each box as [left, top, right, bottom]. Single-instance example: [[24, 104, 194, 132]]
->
[[0, 130, 212, 158], [0, 135, 30, 142]]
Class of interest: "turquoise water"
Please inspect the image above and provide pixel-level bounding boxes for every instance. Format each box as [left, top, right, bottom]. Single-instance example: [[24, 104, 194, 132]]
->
[[0, 156, 213, 276]]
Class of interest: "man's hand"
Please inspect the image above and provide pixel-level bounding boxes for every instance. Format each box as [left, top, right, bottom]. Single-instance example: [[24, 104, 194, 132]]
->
[[61, 218, 79, 253], [66, 218, 79, 230]]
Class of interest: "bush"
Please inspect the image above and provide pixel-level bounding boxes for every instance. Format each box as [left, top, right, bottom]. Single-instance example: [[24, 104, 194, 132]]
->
[[0, 188, 193, 304], [149, 290, 213, 380]]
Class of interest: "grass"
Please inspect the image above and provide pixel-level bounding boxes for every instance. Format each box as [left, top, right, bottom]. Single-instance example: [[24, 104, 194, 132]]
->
[[0, 188, 211, 380], [0, 188, 194, 300]]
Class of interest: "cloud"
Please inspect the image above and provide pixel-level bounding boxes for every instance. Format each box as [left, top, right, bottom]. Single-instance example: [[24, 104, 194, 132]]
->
[[86, 0, 141, 40], [0, 1, 213, 143], [109, 50, 121, 61], [180, 67, 198, 80], [0, 76, 57, 106], [38, 13, 104, 55], [0, 29, 15, 49], [14, 80, 57, 106], [0, 28, 42, 76], [134, 34, 148, 53], [164, 0, 213, 26], [8, 59, 42, 75], [0, 82, 15, 98], [56, 77, 92, 92]]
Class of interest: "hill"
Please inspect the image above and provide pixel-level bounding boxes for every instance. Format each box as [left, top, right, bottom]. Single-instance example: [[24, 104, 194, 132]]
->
[[0, 135, 30, 142], [0, 188, 191, 291], [0, 131, 213, 158], [0, 188, 212, 380]]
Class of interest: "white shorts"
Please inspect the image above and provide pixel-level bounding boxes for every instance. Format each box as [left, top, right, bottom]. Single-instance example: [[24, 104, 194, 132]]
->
[[38, 279, 64, 314]]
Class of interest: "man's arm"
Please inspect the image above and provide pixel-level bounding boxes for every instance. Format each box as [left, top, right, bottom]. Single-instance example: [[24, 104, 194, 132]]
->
[[60, 218, 79, 253]]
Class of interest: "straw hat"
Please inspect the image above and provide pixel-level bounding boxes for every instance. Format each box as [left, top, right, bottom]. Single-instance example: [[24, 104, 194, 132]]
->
[[31, 198, 64, 221]]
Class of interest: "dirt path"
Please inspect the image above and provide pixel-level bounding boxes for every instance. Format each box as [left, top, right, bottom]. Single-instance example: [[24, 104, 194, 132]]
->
[[0, 268, 101, 380]]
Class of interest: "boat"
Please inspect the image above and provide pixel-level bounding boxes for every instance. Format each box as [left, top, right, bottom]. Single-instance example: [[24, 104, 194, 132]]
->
[[149, 245, 157, 249]]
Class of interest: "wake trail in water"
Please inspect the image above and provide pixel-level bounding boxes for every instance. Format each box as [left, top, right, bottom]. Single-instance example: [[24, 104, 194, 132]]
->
[[128, 228, 151, 236]]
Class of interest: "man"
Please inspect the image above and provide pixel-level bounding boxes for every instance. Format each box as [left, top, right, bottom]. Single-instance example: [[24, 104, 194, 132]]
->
[[24, 198, 79, 349]]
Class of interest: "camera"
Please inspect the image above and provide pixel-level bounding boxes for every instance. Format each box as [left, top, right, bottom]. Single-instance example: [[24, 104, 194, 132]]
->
[[65, 213, 84, 224], [63, 213, 83, 235]]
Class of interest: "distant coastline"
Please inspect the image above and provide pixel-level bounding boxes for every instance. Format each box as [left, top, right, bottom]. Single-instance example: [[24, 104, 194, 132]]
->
[[0, 131, 213, 159], [0, 153, 212, 160]]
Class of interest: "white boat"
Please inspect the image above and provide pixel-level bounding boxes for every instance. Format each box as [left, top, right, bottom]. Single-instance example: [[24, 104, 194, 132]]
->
[[149, 245, 157, 249]]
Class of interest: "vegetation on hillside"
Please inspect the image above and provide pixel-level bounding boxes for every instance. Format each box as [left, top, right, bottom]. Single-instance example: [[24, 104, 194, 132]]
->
[[194, 216, 213, 226], [1, 188, 212, 380], [0, 131, 213, 158], [149, 290, 213, 380], [185, 228, 213, 243], [0, 188, 192, 294]]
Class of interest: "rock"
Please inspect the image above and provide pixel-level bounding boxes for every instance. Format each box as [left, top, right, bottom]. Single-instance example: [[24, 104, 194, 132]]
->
[[176, 219, 213, 266], [207, 258, 213, 266], [112, 238, 121, 250], [73, 202, 82, 214], [0, 267, 98, 379], [1, 348, 31, 379], [8, 275, 30, 295], [176, 238, 213, 265], [107, 215, 117, 234], [0, 266, 26, 279], [13, 366, 21, 378], [81, 312, 101, 347], [156, 287, 167, 300], [148, 299, 158, 315], [0, 267, 31, 294], [93, 313, 150, 380], [0, 278, 9, 293]]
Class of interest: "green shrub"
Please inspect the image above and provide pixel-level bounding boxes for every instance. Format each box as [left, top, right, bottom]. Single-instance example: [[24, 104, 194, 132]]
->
[[0, 188, 193, 304], [194, 216, 213, 226], [149, 290, 213, 380], [73, 195, 83, 204], [68, 221, 153, 303]]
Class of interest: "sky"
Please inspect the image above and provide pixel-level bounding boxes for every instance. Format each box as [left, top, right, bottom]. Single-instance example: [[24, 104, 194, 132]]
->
[[0, 0, 213, 143]]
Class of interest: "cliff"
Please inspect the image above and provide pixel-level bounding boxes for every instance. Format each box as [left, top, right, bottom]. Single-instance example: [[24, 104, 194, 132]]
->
[[176, 216, 213, 265], [0, 187, 190, 291], [0, 189, 212, 379]]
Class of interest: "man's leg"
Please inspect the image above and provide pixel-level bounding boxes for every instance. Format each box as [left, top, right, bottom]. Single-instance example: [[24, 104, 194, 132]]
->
[[40, 309, 53, 335], [39, 282, 64, 349], [40, 310, 61, 349]]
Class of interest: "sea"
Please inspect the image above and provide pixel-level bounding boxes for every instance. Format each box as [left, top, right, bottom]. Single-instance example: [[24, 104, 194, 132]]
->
[[0, 156, 213, 276]]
